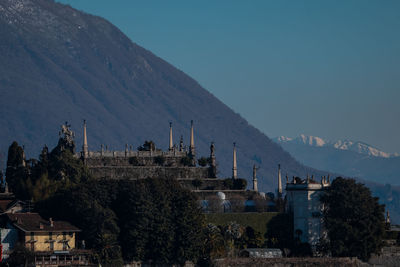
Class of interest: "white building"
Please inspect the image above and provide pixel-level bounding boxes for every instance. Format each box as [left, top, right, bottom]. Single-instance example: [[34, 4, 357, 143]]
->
[[286, 176, 330, 250]]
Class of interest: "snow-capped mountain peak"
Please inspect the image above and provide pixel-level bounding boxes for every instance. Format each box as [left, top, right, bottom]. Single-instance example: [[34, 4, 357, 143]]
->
[[298, 134, 326, 147], [274, 135, 397, 158]]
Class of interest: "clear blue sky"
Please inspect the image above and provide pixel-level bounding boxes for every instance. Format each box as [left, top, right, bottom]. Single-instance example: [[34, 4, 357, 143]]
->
[[57, 0, 400, 153]]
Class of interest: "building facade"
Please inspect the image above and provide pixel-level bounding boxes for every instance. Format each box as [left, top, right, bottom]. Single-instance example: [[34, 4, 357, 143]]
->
[[286, 176, 330, 250], [3, 213, 80, 252]]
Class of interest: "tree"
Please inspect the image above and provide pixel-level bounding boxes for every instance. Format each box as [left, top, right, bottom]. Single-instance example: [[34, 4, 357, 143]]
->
[[265, 213, 293, 250], [239, 226, 263, 248], [180, 156, 192, 166], [137, 140, 156, 151], [321, 177, 385, 261], [201, 223, 226, 262], [5, 141, 30, 199], [5, 138, 89, 202], [197, 157, 209, 167], [223, 221, 244, 256], [233, 179, 247, 190], [154, 155, 166, 166], [171, 180, 205, 264]]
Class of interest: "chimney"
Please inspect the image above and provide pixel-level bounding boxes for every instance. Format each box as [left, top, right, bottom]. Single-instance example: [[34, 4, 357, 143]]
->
[[49, 218, 54, 227]]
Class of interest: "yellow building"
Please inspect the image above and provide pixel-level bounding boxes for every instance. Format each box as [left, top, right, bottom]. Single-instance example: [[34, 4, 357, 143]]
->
[[5, 213, 80, 252]]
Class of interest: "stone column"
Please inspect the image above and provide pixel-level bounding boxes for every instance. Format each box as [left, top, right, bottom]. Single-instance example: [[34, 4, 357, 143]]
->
[[232, 142, 237, 179], [209, 142, 217, 178], [189, 120, 196, 166], [169, 122, 173, 151], [252, 164, 258, 192], [278, 164, 282, 197], [82, 120, 88, 159]]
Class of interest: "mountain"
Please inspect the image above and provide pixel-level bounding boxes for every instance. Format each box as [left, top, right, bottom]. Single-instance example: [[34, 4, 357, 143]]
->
[[274, 135, 400, 185], [0, 0, 328, 192], [275, 135, 399, 158], [275, 135, 400, 223]]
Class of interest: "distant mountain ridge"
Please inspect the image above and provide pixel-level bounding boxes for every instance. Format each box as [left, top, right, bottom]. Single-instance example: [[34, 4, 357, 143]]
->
[[274, 134, 400, 186], [275, 134, 400, 223], [275, 135, 399, 158]]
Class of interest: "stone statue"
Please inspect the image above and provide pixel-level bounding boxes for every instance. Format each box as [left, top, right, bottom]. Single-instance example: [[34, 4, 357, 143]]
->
[[58, 122, 75, 152], [60, 122, 75, 146], [209, 142, 217, 178]]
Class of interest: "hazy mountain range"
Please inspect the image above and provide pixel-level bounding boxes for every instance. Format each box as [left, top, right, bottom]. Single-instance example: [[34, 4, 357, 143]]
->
[[274, 135, 400, 185]]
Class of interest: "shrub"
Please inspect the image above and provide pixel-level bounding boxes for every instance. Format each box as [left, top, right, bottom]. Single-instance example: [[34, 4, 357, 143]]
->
[[223, 179, 233, 189], [137, 140, 155, 151], [198, 157, 209, 167], [233, 179, 247, 190], [181, 156, 192, 166], [154, 155, 166, 166], [128, 157, 139, 166]]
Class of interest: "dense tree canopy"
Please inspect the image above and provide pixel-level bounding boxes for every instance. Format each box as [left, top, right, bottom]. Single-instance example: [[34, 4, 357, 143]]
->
[[5, 139, 89, 202], [321, 177, 385, 261], [5, 137, 268, 265], [37, 178, 205, 265]]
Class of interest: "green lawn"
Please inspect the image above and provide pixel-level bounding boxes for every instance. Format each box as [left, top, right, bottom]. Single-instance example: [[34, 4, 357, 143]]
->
[[205, 212, 279, 236]]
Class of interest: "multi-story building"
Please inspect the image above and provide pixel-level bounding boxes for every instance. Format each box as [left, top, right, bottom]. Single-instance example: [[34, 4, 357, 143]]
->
[[286, 176, 330, 250], [0, 213, 92, 266]]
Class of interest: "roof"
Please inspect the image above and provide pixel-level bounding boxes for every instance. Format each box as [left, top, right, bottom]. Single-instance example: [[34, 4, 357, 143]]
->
[[6, 213, 80, 233], [0, 199, 24, 213]]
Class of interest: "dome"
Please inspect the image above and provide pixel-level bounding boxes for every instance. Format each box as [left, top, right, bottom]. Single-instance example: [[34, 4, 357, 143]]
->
[[216, 191, 226, 200]]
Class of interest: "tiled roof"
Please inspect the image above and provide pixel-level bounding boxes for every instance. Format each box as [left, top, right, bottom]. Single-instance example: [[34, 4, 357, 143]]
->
[[6, 213, 80, 232]]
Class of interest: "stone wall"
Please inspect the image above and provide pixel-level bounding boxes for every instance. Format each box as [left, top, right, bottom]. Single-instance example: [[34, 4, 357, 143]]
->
[[213, 257, 363, 267], [88, 166, 210, 180], [368, 246, 400, 267], [178, 178, 226, 191], [85, 154, 189, 168]]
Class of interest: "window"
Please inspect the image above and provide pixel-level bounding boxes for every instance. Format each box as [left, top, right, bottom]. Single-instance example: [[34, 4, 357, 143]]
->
[[30, 232, 34, 241], [49, 232, 53, 240], [50, 241, 54, 251]]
